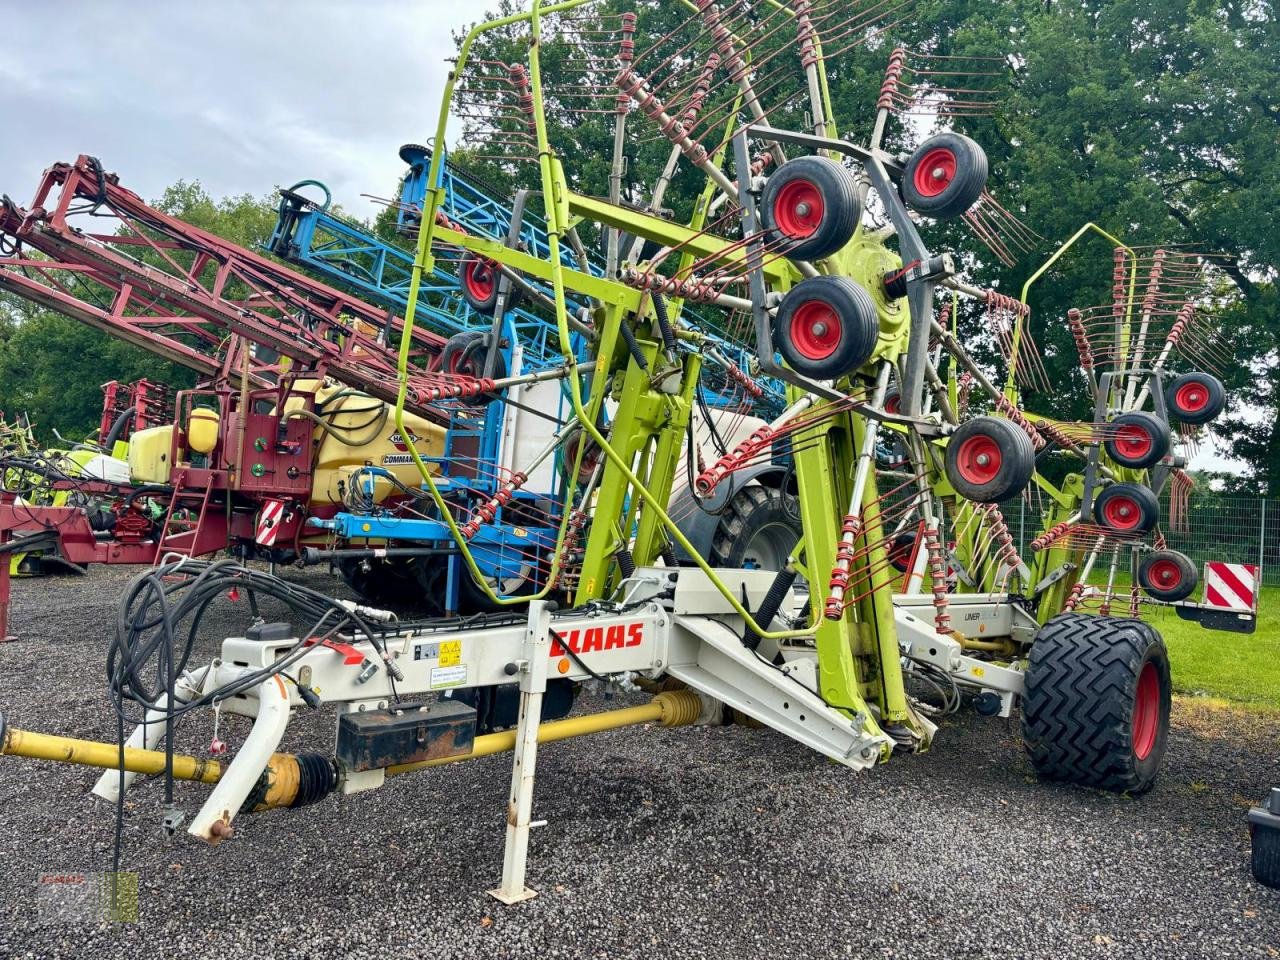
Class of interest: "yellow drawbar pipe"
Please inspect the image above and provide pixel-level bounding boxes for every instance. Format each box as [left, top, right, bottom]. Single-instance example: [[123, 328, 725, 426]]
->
[[0, 691, 702, 786], [0, 720, 223, 784], [386, 689, 703, 777]]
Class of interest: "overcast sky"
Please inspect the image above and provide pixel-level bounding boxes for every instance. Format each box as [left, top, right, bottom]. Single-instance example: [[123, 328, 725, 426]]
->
[[0, 0, 495, 218]]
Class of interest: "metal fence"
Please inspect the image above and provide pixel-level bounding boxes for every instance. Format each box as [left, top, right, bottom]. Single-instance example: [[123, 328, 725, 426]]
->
[[1012, 496, 1276, 587]]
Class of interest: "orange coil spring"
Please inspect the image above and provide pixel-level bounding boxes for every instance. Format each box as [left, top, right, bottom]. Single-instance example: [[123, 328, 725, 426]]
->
[[681, 54, 721, 129], [982, 503, 1022, 569], [1111, 248, 1128, 323], [1031, 521, 1072, 552], [1067, 308, 1093, 372], [993, 393, 1046, 451], [621, 266, 723, 304], [924, 527, 951, 634], [461, 471, 528, 539], [823, 514, 864, 621], [1129, 584, 1141, 619], [794, 0, 819, 69], [416, 378, 496, 404], [509, 64, 536, 135], [548, 509, 588, 590], [1063, 581, 1086, 612], [694, 426, 774, 495], [877, 47, 907, 111]]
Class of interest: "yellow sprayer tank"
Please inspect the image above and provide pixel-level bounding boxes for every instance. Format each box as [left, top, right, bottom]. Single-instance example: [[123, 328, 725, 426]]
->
[[127, 425, 175, 484], [289, 380, 445, 508]]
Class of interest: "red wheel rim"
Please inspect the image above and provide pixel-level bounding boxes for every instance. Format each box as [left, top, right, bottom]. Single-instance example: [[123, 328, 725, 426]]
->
[[884, 394, 901, 415], [913, 147, 958, 198], [1147, 557, 1182, 590], [889, 538, 912, 569], [1175, 380, 1209, 415], [1102, 493, 1143, 530], [955, 433, 1002, 486], [1114, 423, 1153, 461], [790, 299, 842, 361], [1132, 661, 1160, 760], [464, 259, 496, 301], [773, 179, 825, 238]]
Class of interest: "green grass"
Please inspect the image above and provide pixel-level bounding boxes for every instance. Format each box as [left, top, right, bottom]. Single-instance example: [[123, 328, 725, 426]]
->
[[1154, 584, 1280, 712]]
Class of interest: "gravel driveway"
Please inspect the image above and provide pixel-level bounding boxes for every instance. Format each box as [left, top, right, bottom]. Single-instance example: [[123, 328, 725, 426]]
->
[[0, 564, 1276, 959]]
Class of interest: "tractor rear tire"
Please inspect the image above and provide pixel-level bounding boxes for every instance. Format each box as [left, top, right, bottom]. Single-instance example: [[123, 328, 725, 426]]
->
[[1021, 613, 1171, 794], [709, 484, 802, 573]]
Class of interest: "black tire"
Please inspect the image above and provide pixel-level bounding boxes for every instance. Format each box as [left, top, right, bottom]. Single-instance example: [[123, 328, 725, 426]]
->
[[1093, 482, 1160, 534], [901, 132, 988, 220], [709, 484, 802, 573], [882, 386, 902, 416], [337, 556, 439, 613], [773, 276, 879, 381], [1138, 549, 1197, 602], [1021, 613, 1171, 794], [887, 531, 917, 573], [1250, 801, 1280, 889], [459, 256, 501, 313], [944, 416, 1035, 503], [760, 156, 861, 262], [439, 332, 507, 404], [1105, 410, 1170, 468], [1165, 371, 1225, 426]]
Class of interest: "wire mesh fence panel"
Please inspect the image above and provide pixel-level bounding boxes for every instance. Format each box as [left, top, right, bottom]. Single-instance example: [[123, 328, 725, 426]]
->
[[1010, 494, 1275, 587]]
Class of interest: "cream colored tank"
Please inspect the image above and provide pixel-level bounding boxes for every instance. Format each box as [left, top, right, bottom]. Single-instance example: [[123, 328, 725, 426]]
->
[[288, 380, 445, 507]]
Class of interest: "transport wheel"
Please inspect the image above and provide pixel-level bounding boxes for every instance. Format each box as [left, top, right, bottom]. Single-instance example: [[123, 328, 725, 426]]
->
[[887, 530, 917, 573], [439, 332, 507, 403], [760, 156, 861, 262], [772, 276, 879, 381], [1104, 410, 1170, 469], [709, 484, 802, 573], [1021, 613, 1171, 794], [1137, 549, 1197, 602], [1165, 371, 1225, 425], [559, 424, 603, 484], [1093, 482, 1159, 534], [882, 386, 902, 416], [900, 132, 988, 220], [460, 255, 501, 313], [944, 416, 1035, 503]]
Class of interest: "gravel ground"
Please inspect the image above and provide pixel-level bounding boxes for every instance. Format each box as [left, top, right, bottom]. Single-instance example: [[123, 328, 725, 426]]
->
[[0, 564, 1277, 959]]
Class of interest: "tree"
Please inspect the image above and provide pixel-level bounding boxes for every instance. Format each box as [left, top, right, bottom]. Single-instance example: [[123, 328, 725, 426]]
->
[[444, 0, 1277, 490]]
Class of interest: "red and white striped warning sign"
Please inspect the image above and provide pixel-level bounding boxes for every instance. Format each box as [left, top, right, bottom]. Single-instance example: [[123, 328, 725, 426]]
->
[[1203, 562, 1259, 612], [255, 499, 287, 546]]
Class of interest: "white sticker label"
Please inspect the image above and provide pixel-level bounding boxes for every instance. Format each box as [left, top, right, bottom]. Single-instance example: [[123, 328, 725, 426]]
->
[[430, 665, 469, 689]]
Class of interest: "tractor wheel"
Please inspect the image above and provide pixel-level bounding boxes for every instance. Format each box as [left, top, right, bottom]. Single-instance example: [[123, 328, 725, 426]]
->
[[709, 484, 802, 573], [887, 530, 917, 573], [773, 276, 879, 381], [901, 132, 988, 220], [1021, 613, 1171, 794], [337, 556, 438, 612], [1165, 371, 1225, 426], [1093, 482, 1160, 534], [1105, 410, 1170, 469], [944, 416, 1035, 503], [1138, 549, 1197, 602], [760, 156, 861, 262]]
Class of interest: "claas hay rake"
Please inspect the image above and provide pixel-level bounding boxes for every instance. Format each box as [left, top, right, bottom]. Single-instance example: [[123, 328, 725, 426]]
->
[[0, 0, 1249, 902]]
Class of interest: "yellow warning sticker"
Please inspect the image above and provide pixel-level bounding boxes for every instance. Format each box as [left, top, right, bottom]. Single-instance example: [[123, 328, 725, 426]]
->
[[970, 665, 986, 678], [439, 640, 461, 667]]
